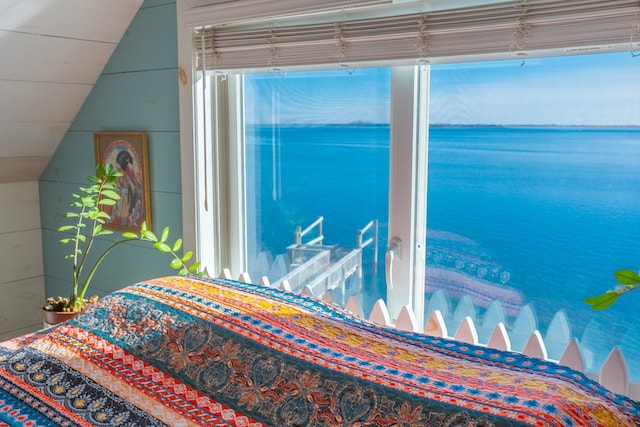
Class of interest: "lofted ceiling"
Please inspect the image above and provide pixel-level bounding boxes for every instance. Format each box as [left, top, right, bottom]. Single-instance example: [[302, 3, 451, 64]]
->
[[0, 0, 142, 183]]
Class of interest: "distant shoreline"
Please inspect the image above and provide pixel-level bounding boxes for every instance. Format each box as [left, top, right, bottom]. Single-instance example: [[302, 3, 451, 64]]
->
[[249, 123, 640, 129]]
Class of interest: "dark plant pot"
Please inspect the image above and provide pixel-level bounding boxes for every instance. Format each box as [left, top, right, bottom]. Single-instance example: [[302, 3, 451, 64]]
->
[[42, 309, 78, 327]]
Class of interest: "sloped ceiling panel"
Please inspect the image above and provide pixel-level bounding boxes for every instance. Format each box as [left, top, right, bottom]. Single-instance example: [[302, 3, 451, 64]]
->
[[0, 0, 143, 183]]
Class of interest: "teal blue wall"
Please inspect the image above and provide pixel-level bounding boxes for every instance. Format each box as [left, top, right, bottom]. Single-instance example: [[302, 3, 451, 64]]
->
[[39, 0, 183, 298]]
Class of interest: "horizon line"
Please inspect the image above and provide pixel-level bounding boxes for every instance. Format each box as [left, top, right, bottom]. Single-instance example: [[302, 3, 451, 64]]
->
[[247, 123, 640, 128]]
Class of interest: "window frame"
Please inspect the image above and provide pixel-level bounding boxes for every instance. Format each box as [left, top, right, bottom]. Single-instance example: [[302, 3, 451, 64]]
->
[[177, 0, 640, 326]]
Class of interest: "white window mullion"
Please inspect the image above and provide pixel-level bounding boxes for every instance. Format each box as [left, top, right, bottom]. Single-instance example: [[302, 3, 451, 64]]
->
[[386, 66, 428, 327], [413, 65, 429, 328], [225, 75, 249, 277]]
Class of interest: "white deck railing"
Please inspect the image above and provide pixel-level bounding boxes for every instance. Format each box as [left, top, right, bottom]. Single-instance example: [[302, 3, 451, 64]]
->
[[220, 269, 640, 401]]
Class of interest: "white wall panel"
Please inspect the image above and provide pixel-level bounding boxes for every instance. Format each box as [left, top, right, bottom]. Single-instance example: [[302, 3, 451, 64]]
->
[[0, 181, 44, 337], [0, 229, 44, 285], [0, 277, 44, 338], [0, 181, 41, 233]]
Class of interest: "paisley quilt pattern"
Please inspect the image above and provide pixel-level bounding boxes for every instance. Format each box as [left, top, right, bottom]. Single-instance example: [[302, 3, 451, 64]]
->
[[1, 276, 639, 426]]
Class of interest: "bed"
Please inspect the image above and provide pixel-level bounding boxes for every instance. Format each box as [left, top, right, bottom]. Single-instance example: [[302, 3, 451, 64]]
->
[[1, 276, 638, 426]]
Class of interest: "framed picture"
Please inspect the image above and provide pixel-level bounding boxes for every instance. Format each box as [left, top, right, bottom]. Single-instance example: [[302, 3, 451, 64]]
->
[[94, 131, 151, 231]]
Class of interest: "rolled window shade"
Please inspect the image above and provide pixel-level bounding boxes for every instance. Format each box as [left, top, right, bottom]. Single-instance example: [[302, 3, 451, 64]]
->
[[193, 0, 640, 72], [185, 0, 391, 27]]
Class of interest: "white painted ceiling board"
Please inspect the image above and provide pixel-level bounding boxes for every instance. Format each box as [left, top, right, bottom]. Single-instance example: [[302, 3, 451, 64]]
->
[[0, 31, 116, 84], [0, 123, 68, 157], [0, 80, 91, 123], [186, 0, 236, 7], [0, 0, 143, 43], [0, 157, 50, 183]]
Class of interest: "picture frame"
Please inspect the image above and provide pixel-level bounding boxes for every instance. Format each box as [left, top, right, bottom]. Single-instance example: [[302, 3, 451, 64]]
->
[[94, 131, 151, 231]]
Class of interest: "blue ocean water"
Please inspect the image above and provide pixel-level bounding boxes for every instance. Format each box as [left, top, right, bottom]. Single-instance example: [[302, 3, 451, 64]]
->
[[427, 126, 640, 356], [247, 124, 640, 374]]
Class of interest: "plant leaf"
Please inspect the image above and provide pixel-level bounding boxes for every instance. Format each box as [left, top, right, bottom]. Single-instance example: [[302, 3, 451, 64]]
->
[[101, 190, 120, 200], [614, 269, 640, 286], [172, 238, 183, 252], [58, 225, 74, 232], [122, 232, 139, 239], [169, 258, 182, 269], [94, 211, 110, 220], [585, 292, 619, 310], [160, 227, 170, 243], [181, 251, 193, 262], [141, 229, 157, 242], [154, 242, 172, 253]]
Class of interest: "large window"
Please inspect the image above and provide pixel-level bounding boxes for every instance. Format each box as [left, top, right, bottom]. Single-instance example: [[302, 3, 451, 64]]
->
[[195, 51, 640, 381]]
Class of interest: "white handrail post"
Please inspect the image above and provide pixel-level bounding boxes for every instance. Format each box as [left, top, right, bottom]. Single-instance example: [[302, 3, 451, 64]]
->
[[369, 299, 392, 327], [258, 276, 270, 287], [600, 347, 629, 397], [558, 338, 585, 373], [522, 330, 548, 361], [454, 316, 479, 345], [344, 295, 364, 318], [424, 310, 447, 338], [278, 279, 292, 292], [396, 305, 419, 332], [238, 272, 252, 283], [487, 322, 511, 352]]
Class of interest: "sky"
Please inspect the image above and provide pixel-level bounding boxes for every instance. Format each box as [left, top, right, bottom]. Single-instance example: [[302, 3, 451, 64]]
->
[[244, 68, 391, 125], [244, 51, 640, 126]]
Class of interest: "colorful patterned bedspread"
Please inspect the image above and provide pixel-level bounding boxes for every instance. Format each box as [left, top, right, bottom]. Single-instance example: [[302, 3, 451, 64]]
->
[[1, 276, 639, 426]]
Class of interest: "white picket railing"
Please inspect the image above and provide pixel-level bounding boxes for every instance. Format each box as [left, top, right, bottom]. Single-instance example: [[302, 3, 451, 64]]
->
[[220, 269, 640, 401]]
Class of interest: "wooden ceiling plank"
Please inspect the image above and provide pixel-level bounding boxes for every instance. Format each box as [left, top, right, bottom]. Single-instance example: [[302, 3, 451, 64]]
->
[[0, 81, 91, 123], [0, 122, 69, 158], [0, 31, 116, 84], [0, 0, 143, 43]]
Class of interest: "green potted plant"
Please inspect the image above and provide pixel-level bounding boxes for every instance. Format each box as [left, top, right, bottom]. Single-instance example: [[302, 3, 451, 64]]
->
[[585, 269, 640, 310], [43, 163, 204, 325]]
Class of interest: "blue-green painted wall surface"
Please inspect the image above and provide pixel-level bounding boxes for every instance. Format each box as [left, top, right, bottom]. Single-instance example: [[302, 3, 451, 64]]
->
[[39, 0, 184, 299]]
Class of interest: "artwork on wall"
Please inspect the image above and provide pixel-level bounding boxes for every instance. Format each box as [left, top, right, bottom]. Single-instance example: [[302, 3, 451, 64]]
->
[[94, 131, 151, 231]]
